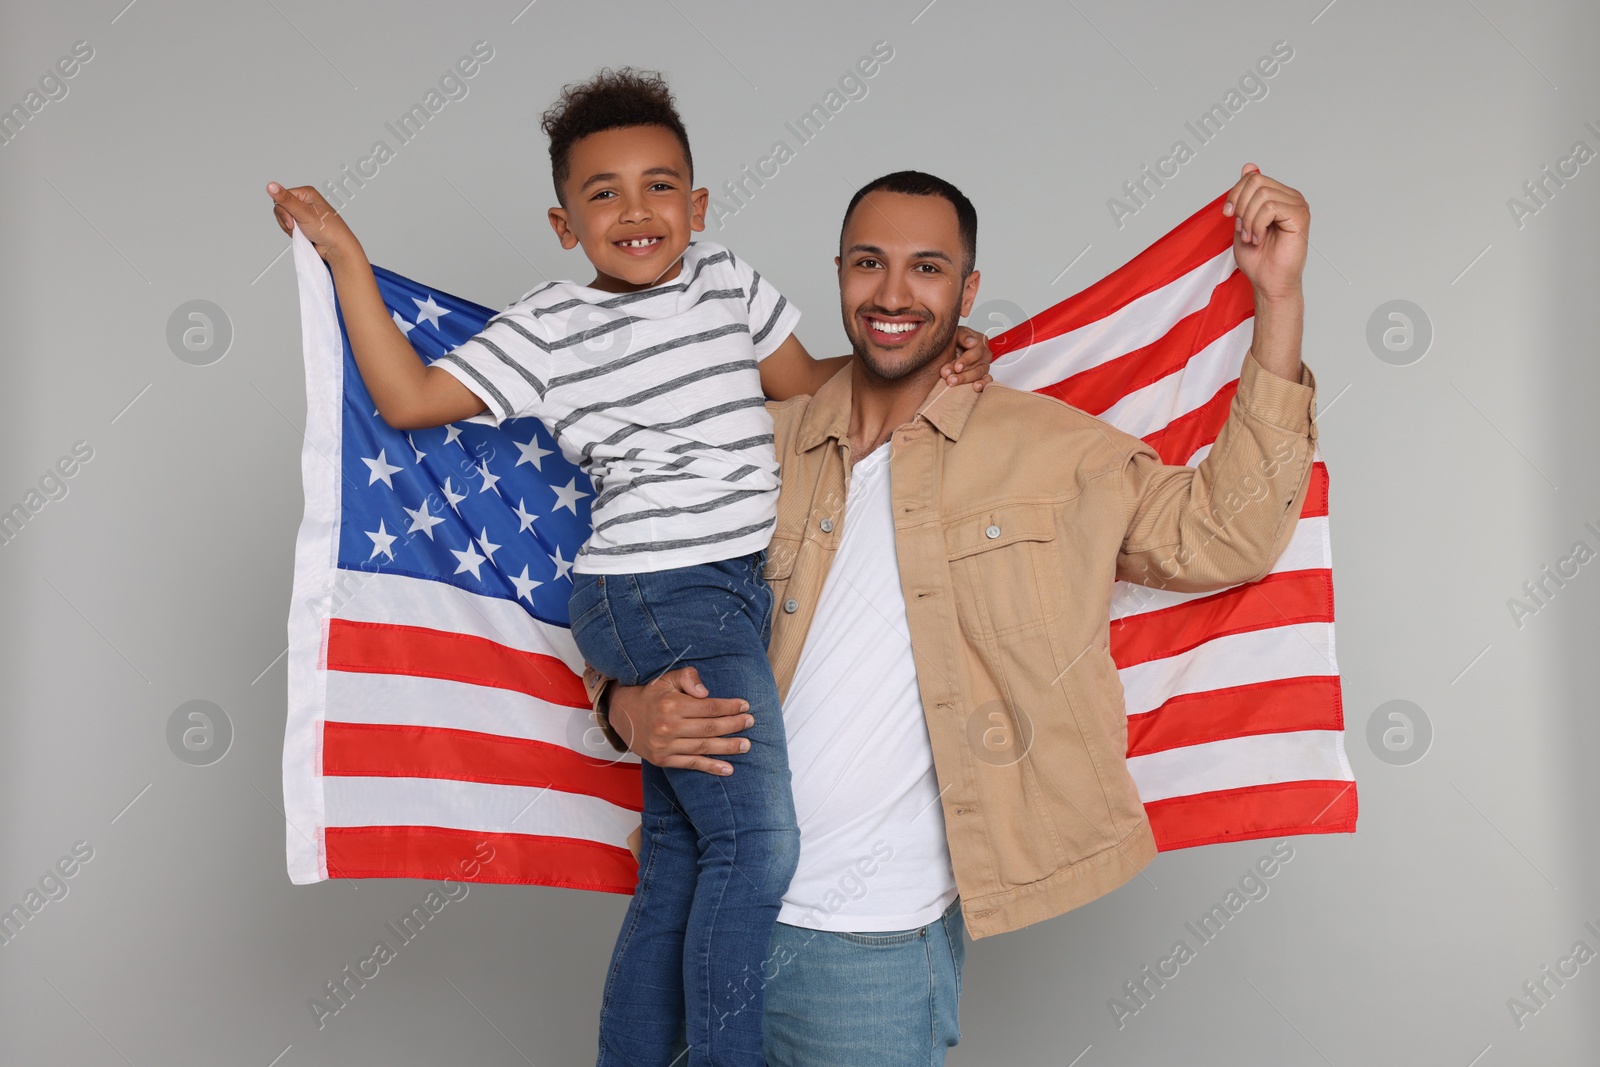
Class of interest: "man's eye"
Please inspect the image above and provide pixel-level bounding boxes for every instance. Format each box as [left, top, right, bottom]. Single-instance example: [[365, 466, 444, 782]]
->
[[858, 258, 881, 269], [915, 263, 940, 273]]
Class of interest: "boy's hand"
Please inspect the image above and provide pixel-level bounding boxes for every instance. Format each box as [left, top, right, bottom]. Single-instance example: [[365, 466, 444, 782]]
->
[[940, 325, 995, 392], [267, 182, 359, 263]]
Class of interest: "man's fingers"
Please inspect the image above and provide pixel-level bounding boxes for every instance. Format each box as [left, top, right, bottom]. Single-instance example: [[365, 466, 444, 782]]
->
[[683, 709, 755, 737], [661, 664, 711, 698], [660, 755, 736, 776], [1223, 162, 1264, 217]]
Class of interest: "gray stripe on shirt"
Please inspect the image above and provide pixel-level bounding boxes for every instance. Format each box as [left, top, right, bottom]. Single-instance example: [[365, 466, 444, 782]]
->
[[436, 353, 514, 420], [579, 516, 776, 556]]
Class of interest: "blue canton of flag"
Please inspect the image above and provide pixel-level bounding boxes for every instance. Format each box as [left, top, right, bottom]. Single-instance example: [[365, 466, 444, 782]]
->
[[338, 267, 592, 624]]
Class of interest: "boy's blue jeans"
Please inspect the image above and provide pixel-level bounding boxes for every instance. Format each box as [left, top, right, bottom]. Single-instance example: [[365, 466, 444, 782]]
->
[[569, 551, 801, 1067]]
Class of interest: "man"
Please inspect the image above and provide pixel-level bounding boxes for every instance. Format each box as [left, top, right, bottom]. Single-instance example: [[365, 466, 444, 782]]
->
[[590, 164, 1319, 1065]]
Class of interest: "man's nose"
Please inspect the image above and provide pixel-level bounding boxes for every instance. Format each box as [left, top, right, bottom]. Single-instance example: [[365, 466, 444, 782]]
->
[[874, 267, 913, 313]]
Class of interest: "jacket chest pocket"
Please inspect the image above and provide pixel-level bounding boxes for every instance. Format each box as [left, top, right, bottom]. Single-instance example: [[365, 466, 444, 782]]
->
[[944, 505, 1063, 636]]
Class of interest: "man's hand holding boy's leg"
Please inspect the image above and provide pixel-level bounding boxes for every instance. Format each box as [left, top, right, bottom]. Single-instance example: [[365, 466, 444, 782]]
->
[[605, 666, 755, 776]]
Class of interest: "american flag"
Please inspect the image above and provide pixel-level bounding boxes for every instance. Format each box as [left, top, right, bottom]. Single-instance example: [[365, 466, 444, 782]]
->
[[281, 189, 1354, 892], [988, 190, 1355, 849]]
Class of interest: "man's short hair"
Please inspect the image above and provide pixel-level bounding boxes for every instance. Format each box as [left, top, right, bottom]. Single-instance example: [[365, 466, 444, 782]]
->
[[840, 170, 978, 275], [541, 67, 694, 204]]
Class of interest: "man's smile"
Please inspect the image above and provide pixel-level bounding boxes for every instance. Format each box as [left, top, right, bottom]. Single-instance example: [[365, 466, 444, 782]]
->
[[862, 315, 927, 346]]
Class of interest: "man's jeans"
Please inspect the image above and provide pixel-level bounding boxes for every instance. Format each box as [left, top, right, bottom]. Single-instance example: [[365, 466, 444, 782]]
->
[[652, 897, 967, 1065], [762, 898, 966, 1066], [570, 552, 801, 1067]]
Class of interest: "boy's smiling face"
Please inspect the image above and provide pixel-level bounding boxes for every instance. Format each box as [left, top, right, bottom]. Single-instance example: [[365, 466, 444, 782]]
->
[[547, 124, 708, 294]]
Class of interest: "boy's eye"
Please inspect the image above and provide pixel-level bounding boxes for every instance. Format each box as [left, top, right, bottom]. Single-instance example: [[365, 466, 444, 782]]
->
[[591, 190, 615, 200], [649, 182, 674, 191]]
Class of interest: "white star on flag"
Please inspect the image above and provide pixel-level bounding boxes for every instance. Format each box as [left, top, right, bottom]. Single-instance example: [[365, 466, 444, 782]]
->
[[476, 528, 502, 566], [444, 424, 464, 447], [509, 565, 542, 605], [552, 477, 591, 515], [476, 460, 501, 494], [404, 500, 445, 540], [413, 294, 450, 329], [362, 450, 403, 489], [548, 545, 575, 582], [451, 539, 487, 579], [391, 310, 416, 336], [408, 434, 426, 463], [513, 498, 538, 533], [441, 478, 467, 514], [515, 436, 553, 469], [366, 518, 397, 560]]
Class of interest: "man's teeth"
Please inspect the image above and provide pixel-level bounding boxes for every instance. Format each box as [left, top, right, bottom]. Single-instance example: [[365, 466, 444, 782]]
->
[[872, 320, 918, 334], [619, 238, 660, 248]]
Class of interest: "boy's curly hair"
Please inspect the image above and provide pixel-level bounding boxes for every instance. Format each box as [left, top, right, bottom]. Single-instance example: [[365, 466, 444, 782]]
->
[[541, 68, 693, 204]]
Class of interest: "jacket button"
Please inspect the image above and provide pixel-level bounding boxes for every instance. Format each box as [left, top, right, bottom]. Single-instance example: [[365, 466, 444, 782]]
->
[[985, 524, 1001, 539], [819, 517, 834, 533], [783, 598, 799, 613]]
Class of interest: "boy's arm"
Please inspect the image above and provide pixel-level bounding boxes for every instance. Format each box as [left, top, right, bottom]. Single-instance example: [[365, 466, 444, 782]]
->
[[757, 329, 997, 402], [268, 182, 486, 430]]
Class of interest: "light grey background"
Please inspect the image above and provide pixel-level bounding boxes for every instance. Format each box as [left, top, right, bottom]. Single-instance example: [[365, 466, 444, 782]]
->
[[2, 0, 1597, 1064]]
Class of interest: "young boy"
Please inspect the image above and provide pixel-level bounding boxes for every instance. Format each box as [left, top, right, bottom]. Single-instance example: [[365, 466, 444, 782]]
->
[[269, 68, 989, 1066]]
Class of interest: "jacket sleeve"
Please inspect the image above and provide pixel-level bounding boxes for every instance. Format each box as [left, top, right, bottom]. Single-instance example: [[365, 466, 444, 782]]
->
[[1114, 347, 1319, 593]]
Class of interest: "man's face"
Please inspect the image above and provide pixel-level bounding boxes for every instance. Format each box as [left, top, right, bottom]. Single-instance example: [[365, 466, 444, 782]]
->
[[836, 191, 980, 382], [547, 125, 708, 293]]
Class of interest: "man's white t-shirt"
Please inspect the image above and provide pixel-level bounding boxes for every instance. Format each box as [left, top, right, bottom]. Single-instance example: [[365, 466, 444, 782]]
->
[[777, 442, 960, 932], [435, 242, 801, 574]]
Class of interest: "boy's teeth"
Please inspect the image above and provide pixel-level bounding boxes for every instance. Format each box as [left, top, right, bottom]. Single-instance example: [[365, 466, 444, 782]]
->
[[621, 238, 659, 248]]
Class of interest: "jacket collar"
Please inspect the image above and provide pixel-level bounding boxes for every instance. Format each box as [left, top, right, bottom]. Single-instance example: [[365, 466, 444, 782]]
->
[[794, 362, 984, 454]]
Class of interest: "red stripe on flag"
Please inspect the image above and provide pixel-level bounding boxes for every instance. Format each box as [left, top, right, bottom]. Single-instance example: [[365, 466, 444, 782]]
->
[[1144, 779, 1357, 851], [990, 191, 1235, 357], [322, 722, 643, 812], [1141, 379, 1237, 465], [1302, 462, 1328, 518], [1110, 568, 1333, 669], [1126, 675, 1345, 758], [1041, 271, 1254, 416], [327, 619, 589, 708], [324, 825, 638, 893]]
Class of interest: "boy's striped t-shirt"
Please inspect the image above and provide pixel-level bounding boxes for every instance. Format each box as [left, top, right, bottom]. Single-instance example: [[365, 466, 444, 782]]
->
[[436, 241, 801, 575]]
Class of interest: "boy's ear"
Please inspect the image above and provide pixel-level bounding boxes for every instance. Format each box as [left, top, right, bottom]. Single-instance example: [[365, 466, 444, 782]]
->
[[548, 206, 580, 250], [689, 186, 709, 233]]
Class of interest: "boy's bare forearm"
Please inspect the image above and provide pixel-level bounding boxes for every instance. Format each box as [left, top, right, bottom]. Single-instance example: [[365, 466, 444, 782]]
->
[[324, 242, 435, 428]]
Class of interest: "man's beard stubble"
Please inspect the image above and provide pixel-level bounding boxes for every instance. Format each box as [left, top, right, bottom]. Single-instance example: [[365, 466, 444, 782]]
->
[[846, 309, 962, 384]]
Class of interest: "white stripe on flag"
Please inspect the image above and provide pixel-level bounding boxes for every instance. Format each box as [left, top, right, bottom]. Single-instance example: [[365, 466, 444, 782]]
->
[[324, 671, 639, 761], [990, 247, 1238, 393], [1127, 729, 1355, 803], [1118, 623, 1338, 717], [1096, 321, 1250, 439], [334, 569, 584, 674], [323, 776, 639, 847], [1110, 516, 1330, 620]]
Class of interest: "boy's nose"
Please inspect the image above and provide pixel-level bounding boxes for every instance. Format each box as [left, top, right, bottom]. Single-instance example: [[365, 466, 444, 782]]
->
[[619, 194, 651, 224]]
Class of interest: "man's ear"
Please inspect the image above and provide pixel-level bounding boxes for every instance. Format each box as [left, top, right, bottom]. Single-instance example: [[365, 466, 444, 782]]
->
[[959, 269, 981, 317], [689, 186, 709, 232], [548, 206, 579, 250]]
